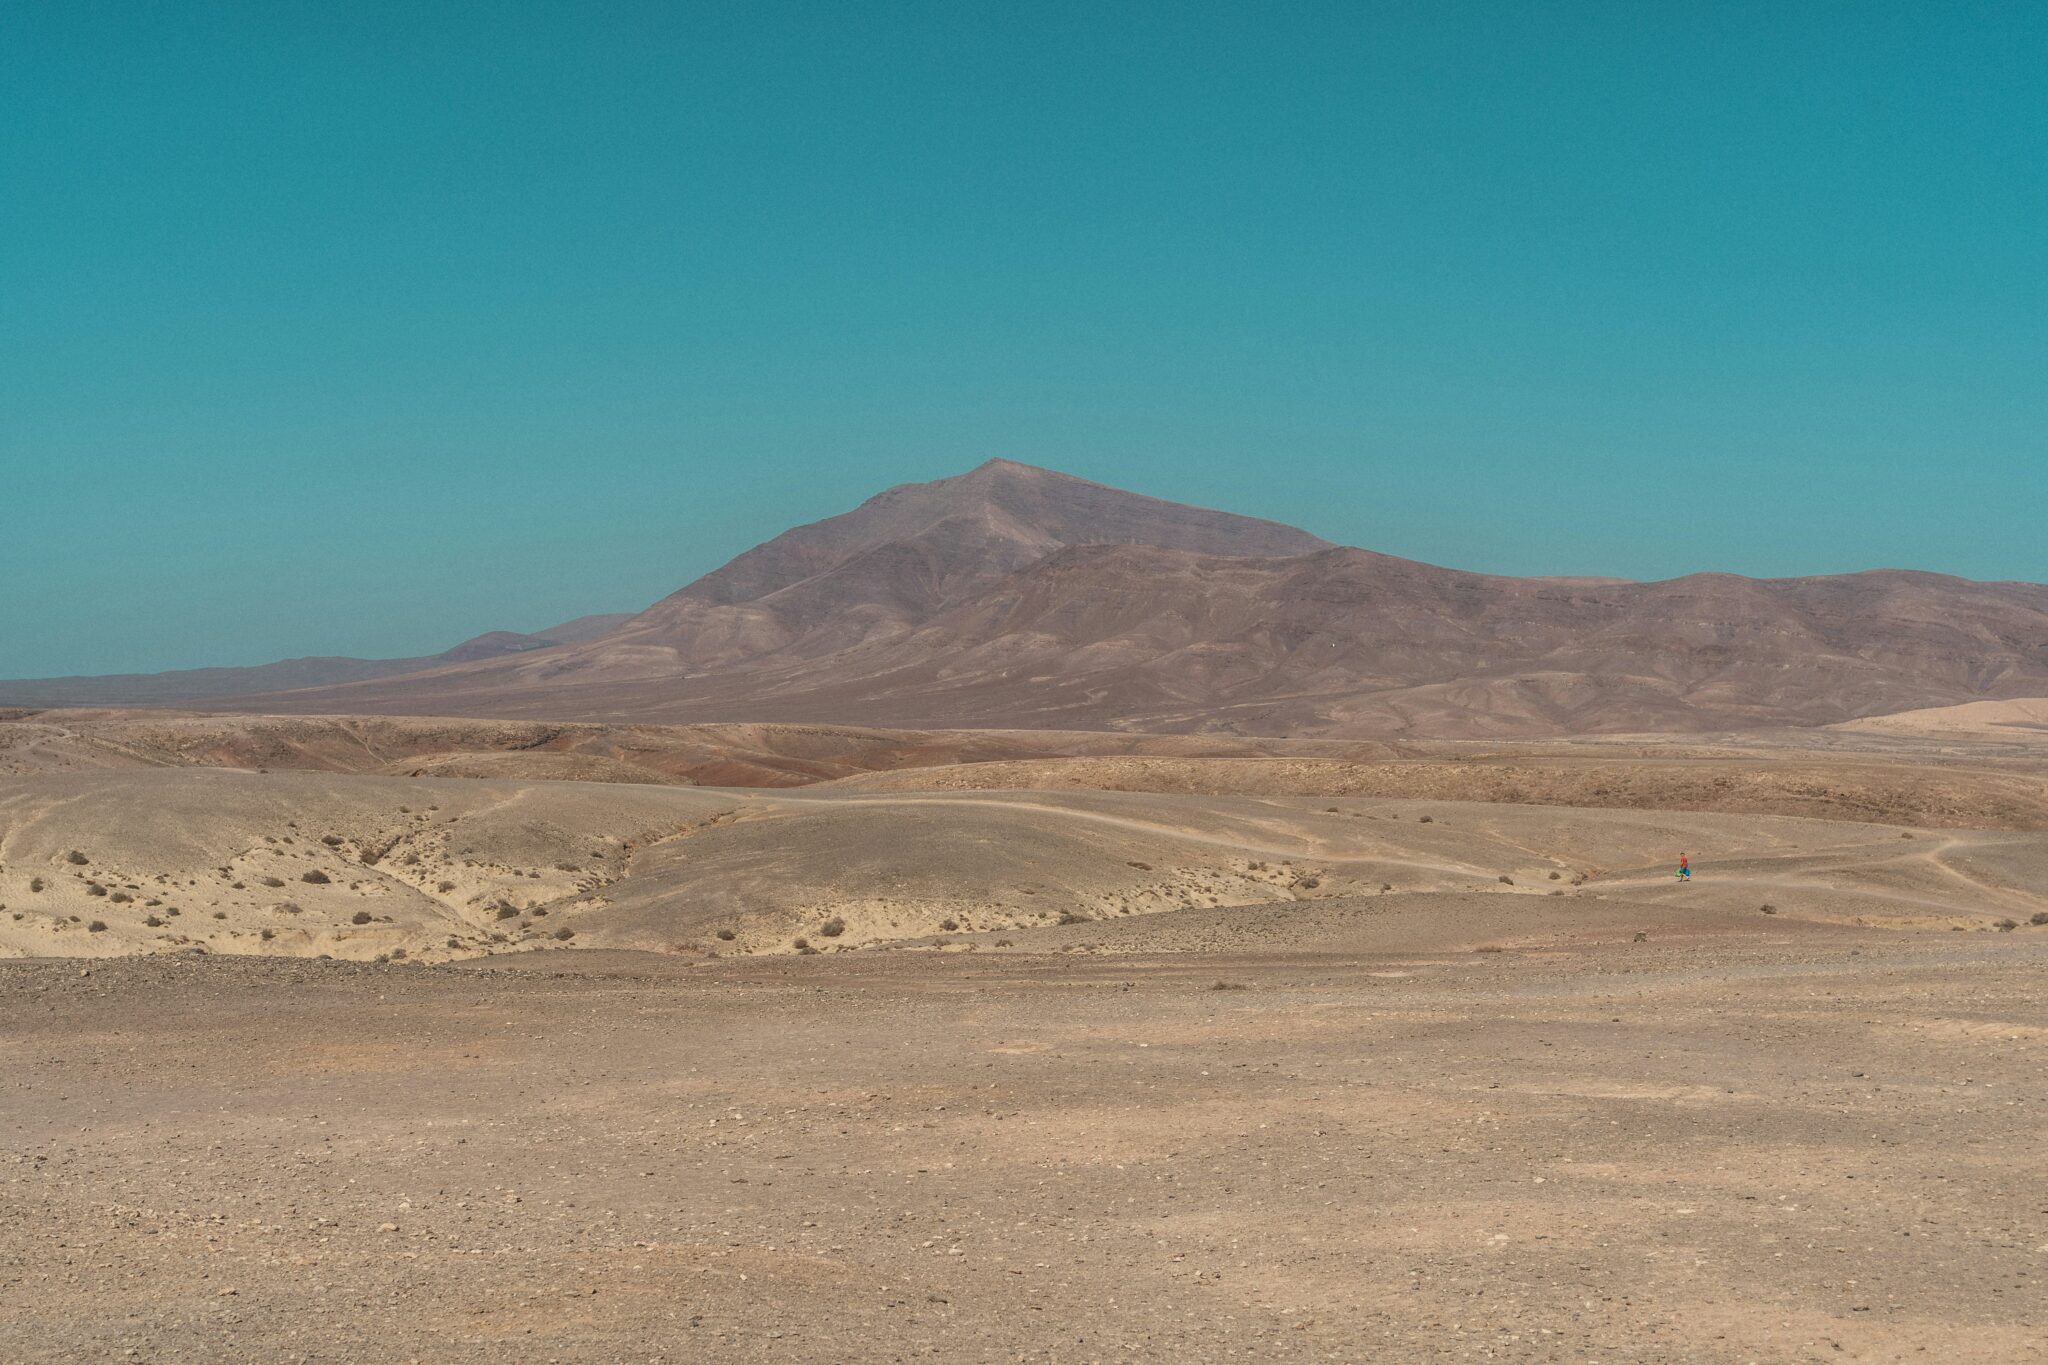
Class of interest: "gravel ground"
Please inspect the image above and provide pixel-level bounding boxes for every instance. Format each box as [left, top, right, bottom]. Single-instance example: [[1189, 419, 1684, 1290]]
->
[[3, 929, 2045, 1363]]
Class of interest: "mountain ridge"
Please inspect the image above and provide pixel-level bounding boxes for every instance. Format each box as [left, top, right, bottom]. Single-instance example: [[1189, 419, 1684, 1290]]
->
[[7, 460, 2046, 736]]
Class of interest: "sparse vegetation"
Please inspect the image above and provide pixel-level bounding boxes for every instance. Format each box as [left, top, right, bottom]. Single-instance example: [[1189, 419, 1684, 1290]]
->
[[1418, 815, 1433, 824], [86, 883, 107, 898], [495, 904, 519, 920], [715, 928, 736, 941], [819, 916, 846, 937], [792, 936, 810, 950], [301, 870, 330, 884], [65, 850, 89, 865], [1760, 904, 1777, 915], [259, 927, 274, 940], [350, 910, 372, 925], [87, 920, 106, 932], [939, 919, 960, 932], [2033, 912, 2048, 926], [437, 881, 456, 892], [1996, 918, 2018, 932], [552, 927, 574, 941], [259, 876, 285, 888], [109, 891, 132, 903], [321, 834, 344, 847], [29, 877, 44, 893], [1498, 875, 1514, 885]]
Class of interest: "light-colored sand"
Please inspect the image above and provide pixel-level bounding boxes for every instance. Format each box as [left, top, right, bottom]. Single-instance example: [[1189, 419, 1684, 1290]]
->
[[1833, 696, 2048, 741], [5, 769, 2044, 964]]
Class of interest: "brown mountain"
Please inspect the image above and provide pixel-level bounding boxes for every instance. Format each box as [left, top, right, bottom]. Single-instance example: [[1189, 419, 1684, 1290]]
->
[[13, 460, 2048, 736], [0, 612, 633, 709], [194, 460, 2048, 737]]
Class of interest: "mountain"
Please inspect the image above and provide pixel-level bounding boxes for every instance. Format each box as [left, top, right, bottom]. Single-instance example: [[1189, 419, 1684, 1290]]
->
[[0, 613, 634, 709], [10, 459, 2048, 737]]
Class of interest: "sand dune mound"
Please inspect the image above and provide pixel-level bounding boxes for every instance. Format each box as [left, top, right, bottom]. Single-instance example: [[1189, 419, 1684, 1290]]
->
[[1833, 698, 2048, 742], [7, 773, 2043, 965], [823, 754, 2048, 831], [0, 770, 736, 962]]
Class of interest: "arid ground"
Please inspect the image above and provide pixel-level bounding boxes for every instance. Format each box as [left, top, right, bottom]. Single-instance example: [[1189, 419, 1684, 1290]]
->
[[4, 710, 2046, 1361]]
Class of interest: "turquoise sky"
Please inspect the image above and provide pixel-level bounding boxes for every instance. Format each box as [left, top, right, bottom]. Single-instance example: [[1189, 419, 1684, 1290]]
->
[[4, 2, 2043, 677]]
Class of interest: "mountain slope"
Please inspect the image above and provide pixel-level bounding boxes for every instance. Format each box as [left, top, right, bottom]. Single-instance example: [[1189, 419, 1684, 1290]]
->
[[0, 613, 634, 708], [212, 465, 2048, 736]]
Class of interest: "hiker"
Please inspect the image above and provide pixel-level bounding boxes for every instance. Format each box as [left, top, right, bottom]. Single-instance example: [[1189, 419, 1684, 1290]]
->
[[1678, 853, 1691, 881]]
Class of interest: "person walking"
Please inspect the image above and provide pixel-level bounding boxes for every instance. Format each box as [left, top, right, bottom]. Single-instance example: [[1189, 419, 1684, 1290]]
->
[[1678, 853, 1691, 881]]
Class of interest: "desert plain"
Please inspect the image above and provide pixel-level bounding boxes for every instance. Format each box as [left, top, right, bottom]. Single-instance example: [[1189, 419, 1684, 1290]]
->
[[2, 706, 2046, 1362]]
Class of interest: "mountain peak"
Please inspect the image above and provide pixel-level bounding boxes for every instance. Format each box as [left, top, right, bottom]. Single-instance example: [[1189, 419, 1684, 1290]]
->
[[669, 459, 1331, 610]]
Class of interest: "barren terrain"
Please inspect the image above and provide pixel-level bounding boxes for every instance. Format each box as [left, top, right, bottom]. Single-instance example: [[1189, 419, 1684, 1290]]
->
[[5, 720, 2047, 1361], [13, 462, 2048, 736], [5, 928, 2044, 1362]]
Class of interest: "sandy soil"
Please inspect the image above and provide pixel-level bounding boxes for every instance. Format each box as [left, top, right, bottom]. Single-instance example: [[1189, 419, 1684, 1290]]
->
[[1832, 697, 2048, 742], [4, 927, 2044, 1363], [6, 771, 2046, 965], [5, 740, 2047, 1361]]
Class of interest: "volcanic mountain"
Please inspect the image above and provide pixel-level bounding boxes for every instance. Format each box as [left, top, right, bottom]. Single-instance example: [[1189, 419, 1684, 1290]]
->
[[0, 613, 634, 709], [10, 459, 2048, 736]]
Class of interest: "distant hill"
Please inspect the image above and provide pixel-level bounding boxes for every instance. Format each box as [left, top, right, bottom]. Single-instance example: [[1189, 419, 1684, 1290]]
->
[[0, 613, 632, 708], [10, 459, 2048, 737]]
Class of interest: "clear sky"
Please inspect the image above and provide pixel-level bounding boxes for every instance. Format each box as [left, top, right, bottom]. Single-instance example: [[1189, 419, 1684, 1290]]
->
[[3, 2, 2043, 677]]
